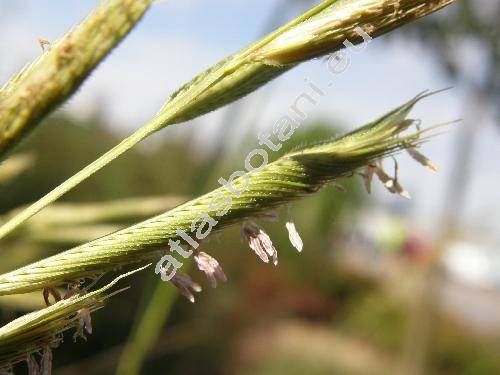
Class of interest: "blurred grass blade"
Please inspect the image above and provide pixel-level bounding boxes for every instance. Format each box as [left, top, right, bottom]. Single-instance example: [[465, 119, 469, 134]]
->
[[0, 93, 447, 295], [22, 224, 123, 246], [0, 0, 154, 158], [0, 0, 454, 240], [0, 266, 148, 371], [115, 279, 179, 375], [3, 195, 185, 232], [0, 154, 34, 183], [4, 196, 184, 246]]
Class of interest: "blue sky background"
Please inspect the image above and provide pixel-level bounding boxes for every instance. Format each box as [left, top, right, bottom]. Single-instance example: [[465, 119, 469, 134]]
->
[[0, 0, 498, 240]]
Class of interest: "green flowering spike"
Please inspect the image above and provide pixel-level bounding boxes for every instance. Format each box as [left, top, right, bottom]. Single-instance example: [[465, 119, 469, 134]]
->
[[0, 93, 445, 295], [0, 0, 154, 158], [0, 266, 148, 371], [157, 0, 453, 124], [0, 0, 454, 240]]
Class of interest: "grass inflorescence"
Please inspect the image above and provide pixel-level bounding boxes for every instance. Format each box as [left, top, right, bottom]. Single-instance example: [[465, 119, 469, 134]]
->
[[0, 0, 456, 371], [0, 0, 454, 241], [0, 0, 154, 159], [0, 267, 147, 373], [0, 92, 444, 295]]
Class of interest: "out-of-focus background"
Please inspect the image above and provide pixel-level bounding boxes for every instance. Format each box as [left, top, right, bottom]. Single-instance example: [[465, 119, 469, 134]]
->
[[0, 0, 499, 374]]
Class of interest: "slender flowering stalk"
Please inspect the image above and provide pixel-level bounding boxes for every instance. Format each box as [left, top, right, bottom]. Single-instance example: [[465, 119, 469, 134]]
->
[[0, 0, 454, 240], [0, 267, 147, 372], [0, 0, 154, 158], [0, 93, 444, 295]]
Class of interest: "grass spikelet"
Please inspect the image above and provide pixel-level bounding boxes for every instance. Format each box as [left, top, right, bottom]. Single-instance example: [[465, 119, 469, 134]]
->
[[0, 266, 147, 372], [0, 0, 154, 158], [0, 93, 446, 295], [0, 0, 455, 241]]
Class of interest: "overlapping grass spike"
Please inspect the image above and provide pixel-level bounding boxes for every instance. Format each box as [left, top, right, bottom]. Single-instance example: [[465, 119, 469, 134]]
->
[[0, 0, 454, 240], [0, 0, 154, 158], [0, 266, 147, 371], [0, 93, 443, 295]]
